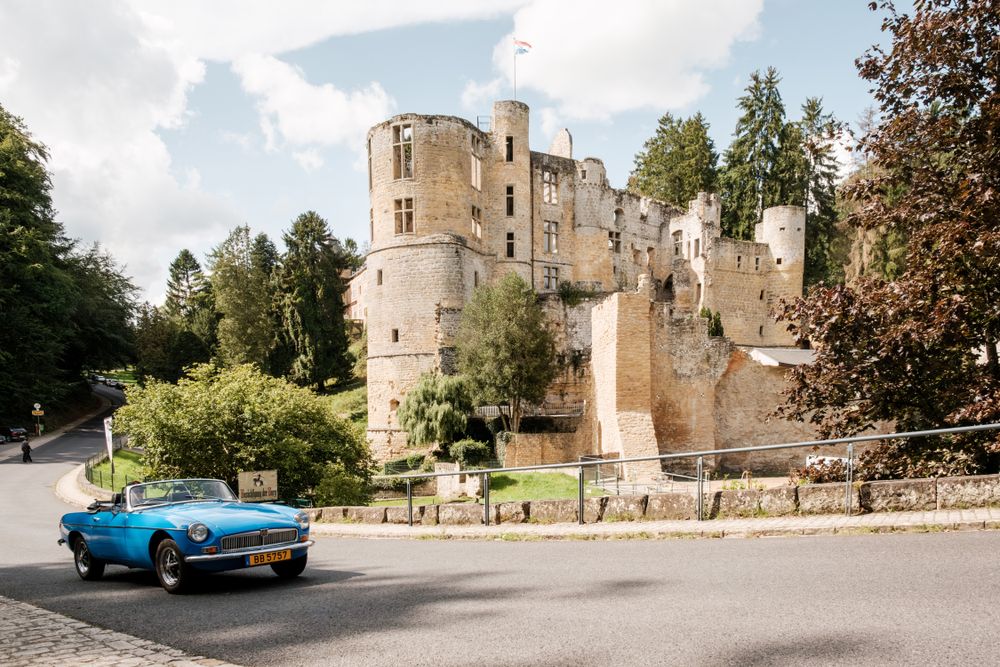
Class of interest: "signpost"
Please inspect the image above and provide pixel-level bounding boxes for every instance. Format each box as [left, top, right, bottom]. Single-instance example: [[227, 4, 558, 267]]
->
[[32, 403, 43, 436], [103, 417, 114, 489], [238, 470, 278, 502]]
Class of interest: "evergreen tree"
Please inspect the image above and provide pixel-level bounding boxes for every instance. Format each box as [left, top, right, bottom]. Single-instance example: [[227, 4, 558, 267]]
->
[[163, 249, 207, 323], [209, 226, 279, 368], [276, 211, 352, 391], [629, 112, 718, 207], [720, 67, 787, 239], [798, 98, 843, 286]]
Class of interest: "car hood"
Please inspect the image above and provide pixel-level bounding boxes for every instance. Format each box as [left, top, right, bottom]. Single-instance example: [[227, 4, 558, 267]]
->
[[135, 501, 299, 534]]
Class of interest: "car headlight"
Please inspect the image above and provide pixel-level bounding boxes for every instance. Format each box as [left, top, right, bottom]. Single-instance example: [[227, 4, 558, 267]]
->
[[294, 512, 309, 530], [187, 522, 209, 543]]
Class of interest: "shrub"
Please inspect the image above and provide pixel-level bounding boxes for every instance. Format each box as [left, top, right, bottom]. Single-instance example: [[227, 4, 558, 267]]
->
[[448, 439, 492, 468]]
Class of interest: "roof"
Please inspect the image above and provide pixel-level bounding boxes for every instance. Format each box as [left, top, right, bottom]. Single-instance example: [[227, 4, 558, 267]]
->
[[744, 347, 817, 367]]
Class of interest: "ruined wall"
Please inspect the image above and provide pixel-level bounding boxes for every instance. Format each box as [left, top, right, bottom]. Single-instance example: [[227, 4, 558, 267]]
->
[[714, 349, 823, 473]]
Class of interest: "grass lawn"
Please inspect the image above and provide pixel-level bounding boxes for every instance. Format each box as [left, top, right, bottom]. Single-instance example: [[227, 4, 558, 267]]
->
[[90, 449, 145, 490], [324, 381, 367, 431], [370, 472, 608, 506], [100, 368, 137, 384]]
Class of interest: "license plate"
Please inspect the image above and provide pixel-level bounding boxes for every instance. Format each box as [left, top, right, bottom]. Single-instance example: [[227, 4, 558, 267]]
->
[[246, 550, 291, 567]]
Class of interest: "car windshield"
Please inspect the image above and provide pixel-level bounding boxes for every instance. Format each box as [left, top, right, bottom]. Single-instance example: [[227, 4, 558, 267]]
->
[[128, 480, 237, 508]]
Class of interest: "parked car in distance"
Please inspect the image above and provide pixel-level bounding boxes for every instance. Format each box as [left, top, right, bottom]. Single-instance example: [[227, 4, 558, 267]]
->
[[58, 479, 312, 593], [0, 426, 28, 442], [93, 375, 106, 384], [106, 379, 124, 390]]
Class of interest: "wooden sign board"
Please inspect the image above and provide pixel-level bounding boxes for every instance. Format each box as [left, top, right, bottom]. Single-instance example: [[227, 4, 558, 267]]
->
[[237, 469, 278, 502]]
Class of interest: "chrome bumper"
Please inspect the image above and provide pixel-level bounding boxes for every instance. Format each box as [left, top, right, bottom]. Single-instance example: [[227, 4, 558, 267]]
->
[[185, 540, 313, 563]]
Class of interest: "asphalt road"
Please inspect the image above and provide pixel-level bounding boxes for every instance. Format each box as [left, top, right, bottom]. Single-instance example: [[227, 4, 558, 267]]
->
[[1, 393, 999, 666]]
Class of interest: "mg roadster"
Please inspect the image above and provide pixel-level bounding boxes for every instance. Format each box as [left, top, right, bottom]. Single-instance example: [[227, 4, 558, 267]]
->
[[58, 479, 312, 593]]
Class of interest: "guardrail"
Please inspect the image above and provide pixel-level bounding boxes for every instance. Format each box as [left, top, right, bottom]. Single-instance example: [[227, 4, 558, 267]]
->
[[379, 423, 1000, 527]]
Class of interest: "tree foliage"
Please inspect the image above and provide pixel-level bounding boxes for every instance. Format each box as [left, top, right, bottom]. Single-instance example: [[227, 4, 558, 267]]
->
[[114, 363, 373, 503], [629, 112, 718, 207], [0, 103, 136, 418], [396, 372, 472, 447], [209, 226, 280, 369], [777, 0, 1000, 478], [456, 273, 558, 433], [798, 98, 844, 286], [720, 67, 788, 239], [275, 211, 352, 391]]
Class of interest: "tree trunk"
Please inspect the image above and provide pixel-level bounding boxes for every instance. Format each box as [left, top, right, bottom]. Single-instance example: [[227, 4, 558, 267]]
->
[[987, 340, 1000, 382]]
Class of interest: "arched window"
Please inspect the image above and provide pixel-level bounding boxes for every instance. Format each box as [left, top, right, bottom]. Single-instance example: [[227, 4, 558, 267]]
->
[[614, 208, 624, 226]]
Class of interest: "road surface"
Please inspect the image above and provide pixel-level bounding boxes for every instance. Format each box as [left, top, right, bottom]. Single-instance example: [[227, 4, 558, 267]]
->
[[1, 391, 998, 666]]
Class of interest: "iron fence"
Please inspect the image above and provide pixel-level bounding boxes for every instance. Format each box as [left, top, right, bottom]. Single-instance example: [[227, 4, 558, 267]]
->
[[84, 442, 142, 492], [377, 423, 1000, 527]]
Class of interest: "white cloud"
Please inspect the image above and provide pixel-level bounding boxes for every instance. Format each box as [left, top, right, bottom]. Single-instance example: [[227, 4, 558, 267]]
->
[[461, 77, 504, 111], [479, 0, 763, 120], [232, 53, 395, 158], [293, 148, 325, 172], [538, 107, 562, 139], [0, 1, 530, 300]]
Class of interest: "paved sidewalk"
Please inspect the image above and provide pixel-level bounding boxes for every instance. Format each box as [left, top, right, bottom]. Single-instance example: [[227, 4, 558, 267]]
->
[[310, 506, 1000, 540], [0, 595, 239, 667]]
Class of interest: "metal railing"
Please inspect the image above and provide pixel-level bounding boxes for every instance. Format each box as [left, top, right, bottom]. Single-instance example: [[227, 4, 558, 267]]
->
[[84, 443, 142, 492], [380, 423, 1000, 527]]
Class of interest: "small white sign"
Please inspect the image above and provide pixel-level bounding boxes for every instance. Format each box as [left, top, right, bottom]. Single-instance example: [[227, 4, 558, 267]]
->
[[238, 470, 278, 502], [33, 402, 41, 410], [103, 417, 114, 461]]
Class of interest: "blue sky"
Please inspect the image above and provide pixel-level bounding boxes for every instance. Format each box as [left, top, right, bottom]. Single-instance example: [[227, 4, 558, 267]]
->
[[0, 1, 898, 301]]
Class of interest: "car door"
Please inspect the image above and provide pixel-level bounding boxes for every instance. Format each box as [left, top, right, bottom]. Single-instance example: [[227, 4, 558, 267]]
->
[[83, 508, 117, 559]]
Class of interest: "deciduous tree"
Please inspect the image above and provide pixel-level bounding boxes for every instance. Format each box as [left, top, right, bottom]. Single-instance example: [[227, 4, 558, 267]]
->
[[777, 0, 1000, 477], [397, 372, 472, 447], [456, 273, 557, 433]]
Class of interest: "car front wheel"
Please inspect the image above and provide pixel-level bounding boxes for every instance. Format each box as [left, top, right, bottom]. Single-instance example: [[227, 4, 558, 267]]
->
[[271, 554, 307, 579], [74, 537, 105, 581], [154, 539, 193, 594]]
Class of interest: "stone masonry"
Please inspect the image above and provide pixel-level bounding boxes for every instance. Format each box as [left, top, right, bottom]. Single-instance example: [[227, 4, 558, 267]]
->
[[353, 100, 811, 474]]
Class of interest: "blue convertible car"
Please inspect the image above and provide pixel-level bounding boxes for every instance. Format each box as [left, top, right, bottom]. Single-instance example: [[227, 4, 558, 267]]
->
[[58, 479, 313, 593]]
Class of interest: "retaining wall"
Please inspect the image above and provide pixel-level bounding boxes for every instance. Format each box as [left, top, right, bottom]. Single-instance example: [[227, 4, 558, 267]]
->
[[315, 474, 999, 526]]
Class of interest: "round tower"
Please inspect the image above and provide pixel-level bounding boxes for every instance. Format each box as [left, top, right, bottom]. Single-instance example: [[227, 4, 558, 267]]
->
[[364, 113, 490, 461], [488, 101, 533, 284], [755, 205, 806, 345]]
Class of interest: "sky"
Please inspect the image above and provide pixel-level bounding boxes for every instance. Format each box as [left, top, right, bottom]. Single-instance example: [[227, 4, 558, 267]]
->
[[0, 1, 898, 303]]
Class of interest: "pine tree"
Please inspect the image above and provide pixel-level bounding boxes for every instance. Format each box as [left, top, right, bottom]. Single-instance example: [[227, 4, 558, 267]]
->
[[163, 249, 208, 323], [720, 67, 787, 239], [275, 211, 352, 391], [797, 98, 843, 286], [629, 112, 718, 207], [209, 226, 279, 368]]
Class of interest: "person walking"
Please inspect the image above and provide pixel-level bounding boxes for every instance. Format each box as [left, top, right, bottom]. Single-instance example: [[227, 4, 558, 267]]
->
[[21, 439, 32, 463]]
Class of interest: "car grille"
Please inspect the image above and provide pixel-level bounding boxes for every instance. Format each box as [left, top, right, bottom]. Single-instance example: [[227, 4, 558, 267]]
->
[[220, 528, 298, 553]]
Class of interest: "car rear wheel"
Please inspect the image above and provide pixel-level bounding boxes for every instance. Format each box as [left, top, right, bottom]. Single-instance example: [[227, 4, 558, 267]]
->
[[74, 537, 105, 581], [155, 539, 193, 594], [271, 554, 307, 579]]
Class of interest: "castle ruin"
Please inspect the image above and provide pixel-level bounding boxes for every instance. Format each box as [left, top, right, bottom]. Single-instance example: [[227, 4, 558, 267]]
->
[[350, 100, 819, 478]]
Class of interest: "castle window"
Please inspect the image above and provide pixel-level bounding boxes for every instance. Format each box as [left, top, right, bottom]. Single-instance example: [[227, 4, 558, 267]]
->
[[755, 256, 760, 271], [608, 231, 621, 253], [506, 185, 515, 216], [542, 169, 558, 204], [543, 220, 559, 253], [376, 269, 383, 286], [470, 135, 482, 190], [581, 169, 587, 180], [614, 208, 624, 226], [796, 227, 802, 232], [505, 136, 514, 162], [647, 247, 655, 266], [543, 266, 559, 290], [370, 208, 374, 240], [391, 328, 399, 343], [779, 227, 785, 232], [737, 254, 742, 269], [759, 325, 764, 336], [695, 282, 702, 304], [367, 138, 372, 191], [506, 232, 515, 258], [471, 205, 482, 239], [474, 271, 479, 287], [776, 257, 782, 265], [759, 290, 765, 300], [672, 230, 682, 256], [394, 198, 414, 234], [694, 239, 700, 256], [389, 399, 399, 412], [392, 123, 413, 180]]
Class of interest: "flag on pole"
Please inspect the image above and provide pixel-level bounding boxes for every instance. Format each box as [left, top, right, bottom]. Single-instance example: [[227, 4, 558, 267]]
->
[[514, 39, 532, 55]]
